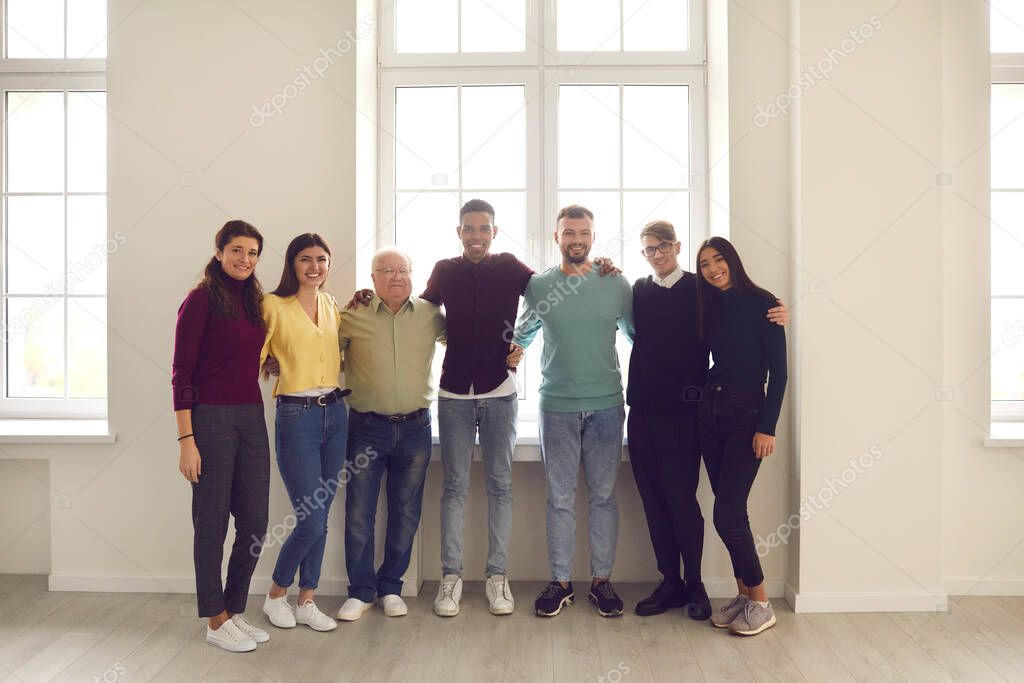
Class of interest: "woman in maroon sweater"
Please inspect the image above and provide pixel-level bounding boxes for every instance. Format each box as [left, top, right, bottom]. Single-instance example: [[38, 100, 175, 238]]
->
[[172, 220, 272, 653]]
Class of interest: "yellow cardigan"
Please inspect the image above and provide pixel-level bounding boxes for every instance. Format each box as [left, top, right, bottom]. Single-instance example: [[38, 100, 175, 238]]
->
[[260, 292, 342, 396]]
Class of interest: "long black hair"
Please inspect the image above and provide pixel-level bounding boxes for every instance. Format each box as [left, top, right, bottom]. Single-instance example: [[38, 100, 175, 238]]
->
[[695, 236, 775, 341], [198, 220, 265, 328], [272, 233, 332, 297]]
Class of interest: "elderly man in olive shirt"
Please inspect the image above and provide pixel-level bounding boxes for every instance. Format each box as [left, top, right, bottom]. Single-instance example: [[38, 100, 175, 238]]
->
[[335, 246, 446, 622]]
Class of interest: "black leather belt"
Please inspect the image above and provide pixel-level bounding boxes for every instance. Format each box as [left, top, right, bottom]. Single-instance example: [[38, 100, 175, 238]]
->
[[352, 407, 428, 423], [277, 388, 351, 407]]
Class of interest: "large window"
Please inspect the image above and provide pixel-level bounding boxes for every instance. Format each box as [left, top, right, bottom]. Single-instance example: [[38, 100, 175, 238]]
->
[[380, 0, 706, 421], [0, 2, 107, 417]]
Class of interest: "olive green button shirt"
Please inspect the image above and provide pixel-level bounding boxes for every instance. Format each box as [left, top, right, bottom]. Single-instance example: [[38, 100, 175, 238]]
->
[[339, 294, 446, 415]]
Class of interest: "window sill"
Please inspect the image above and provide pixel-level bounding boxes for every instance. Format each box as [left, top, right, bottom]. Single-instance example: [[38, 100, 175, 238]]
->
[[0, 419, 114, 444], [985, 422, 1024, 447]]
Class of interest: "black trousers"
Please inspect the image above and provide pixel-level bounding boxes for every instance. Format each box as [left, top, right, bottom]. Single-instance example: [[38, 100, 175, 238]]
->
[[627, 409, 704, 584], [698, 385, 765, 588], [191, 403, 270, 617]]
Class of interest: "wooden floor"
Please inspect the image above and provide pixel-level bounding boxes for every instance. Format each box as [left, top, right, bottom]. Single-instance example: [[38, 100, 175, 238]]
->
[[3, 575, 1024, 682]]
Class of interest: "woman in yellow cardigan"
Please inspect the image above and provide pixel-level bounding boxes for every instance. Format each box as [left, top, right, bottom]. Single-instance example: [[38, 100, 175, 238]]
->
[[258, 233, 348, 633]]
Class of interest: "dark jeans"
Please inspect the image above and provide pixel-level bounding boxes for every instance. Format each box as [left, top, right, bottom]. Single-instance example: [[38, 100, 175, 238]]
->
[[270, 399, 348, 590], [627, 409, 704, 584], [698, 384, 765, 588], [344, 408, 432, 602], [191, 403, 270, 618]]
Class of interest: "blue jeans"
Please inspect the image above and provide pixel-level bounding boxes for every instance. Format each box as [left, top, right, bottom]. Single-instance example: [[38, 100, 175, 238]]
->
[[344, 409, 432, 602], [270, 399, 348, 590], [539, 405, 625, 582], [438, 394, 516, 577]]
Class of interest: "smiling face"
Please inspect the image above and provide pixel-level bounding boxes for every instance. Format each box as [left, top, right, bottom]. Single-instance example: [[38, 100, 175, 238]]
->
[[698, 246, 731, 290], [642, 235, 681, 279], [555, 216, 594, 265], [458, 211, 497, 263], [217, 236, 260, 281], [293, 246, 330, 289], [371, 251, 413, 304]]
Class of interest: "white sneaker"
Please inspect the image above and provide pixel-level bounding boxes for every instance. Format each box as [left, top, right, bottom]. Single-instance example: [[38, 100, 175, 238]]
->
[[206, 619, 257, 653], [486, 574, 515, 615], [295, 599, 337, 632], [231, 614, 270, 643], [262, 594, 296, 629], [433, 574, 463, 617], [337, 597, 374, 622], [382, 594, 408, 617]]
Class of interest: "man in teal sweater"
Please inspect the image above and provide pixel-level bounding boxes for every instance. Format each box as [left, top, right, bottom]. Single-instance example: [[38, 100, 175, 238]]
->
[[510, 204, 634, 618]]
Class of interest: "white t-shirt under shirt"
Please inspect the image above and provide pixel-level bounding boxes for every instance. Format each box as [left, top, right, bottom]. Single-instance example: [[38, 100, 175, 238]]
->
[[437, 369, 519, 400]]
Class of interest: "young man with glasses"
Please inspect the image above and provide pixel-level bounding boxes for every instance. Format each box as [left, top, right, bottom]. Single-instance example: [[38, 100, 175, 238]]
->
[[627, 220, 787, 621]]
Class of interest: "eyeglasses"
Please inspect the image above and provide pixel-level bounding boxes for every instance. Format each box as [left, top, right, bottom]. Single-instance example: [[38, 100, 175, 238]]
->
[[641, 242, 677, 258], [374, 267, 411, 277]]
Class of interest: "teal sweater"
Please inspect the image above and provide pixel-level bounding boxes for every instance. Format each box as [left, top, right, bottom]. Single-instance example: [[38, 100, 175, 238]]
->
[[513, 266, 634, 412]]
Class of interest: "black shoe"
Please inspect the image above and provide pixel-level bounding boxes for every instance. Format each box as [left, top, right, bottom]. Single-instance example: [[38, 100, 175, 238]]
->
[[588, 580, 624, 617], [682, 580, 712, 621], [635, 578, 686, 616], [535, 581, 574, 617]]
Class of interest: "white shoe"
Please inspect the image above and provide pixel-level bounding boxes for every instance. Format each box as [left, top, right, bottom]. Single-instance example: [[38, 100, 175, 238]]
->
[[206, 619, 257, 652], [337, 597, 374, 622], [262, 594, 296, 629], [486, 574, 515, 615], [231, 614, 270, 643], [295, 599, 337, 632], [433, 574, 463, 617], [382, 594, 408, 617]]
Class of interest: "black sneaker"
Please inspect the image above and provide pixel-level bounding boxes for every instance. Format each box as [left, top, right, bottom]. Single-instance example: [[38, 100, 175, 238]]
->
[[588, 580, 624, 617], [682, 580, 712, 621], [534, 581, 574, 617], [635, 578, 686, 616]]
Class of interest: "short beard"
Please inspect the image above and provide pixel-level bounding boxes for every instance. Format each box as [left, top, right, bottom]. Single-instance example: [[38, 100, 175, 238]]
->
[[562, 248, 588, 265]]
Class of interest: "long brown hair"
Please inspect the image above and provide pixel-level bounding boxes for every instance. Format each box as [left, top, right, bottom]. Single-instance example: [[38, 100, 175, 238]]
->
[[272, 233, 332, 297], [198, 220, 265, 328], [695, 236, 774, 341]]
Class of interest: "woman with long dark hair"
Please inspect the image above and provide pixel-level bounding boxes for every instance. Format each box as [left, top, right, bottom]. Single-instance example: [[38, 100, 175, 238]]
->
[[695, 236, 787, 637], [172, 219, 271, 652], [259, 233, 348, 633]]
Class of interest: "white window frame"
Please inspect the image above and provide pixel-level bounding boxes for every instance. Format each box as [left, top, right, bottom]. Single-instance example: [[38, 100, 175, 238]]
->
[[991, 55, 1024, 422], [0, 9, 107, 419]]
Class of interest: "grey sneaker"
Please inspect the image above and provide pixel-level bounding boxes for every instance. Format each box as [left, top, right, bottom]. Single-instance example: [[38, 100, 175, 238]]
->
[[710, 594, 749, 628], [728, 600, 777, 636]]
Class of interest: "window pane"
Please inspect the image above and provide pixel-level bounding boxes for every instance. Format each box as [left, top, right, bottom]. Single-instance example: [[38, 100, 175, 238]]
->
[[558, 86, 620, 188], [68, 92, 107, 192], [7, 0, 63, 58], [992, 0, 1024, 53], [7, 196, 65, 294], [623, 85, 690, 188], [461, 86, 526, 189], [67, 196, 107, 296], [69, 298, 106, 398], [623, 190, 689, 284], [557, 0, 620, 52], [993, 298, 1024, 400], [395, 191, 460, 294], [462, 0, 526, 52], [67, 0, 107, 58], [395, 0, 457, 53], [992, 84, 1024, 189], [7, 92, 64, 193], [623, 0, 688, 51], [7, 297, 64, 398], [992, 193, 1024, 297], [395, 87, 459, 190]]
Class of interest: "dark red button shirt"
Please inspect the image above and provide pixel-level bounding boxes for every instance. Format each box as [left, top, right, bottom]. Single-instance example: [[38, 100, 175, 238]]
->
[[421, 252, 534, 395]]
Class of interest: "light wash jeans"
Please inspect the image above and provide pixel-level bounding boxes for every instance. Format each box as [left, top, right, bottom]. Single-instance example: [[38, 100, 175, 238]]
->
[[438, 394, 517, 577], [539, 404, 625, 582]]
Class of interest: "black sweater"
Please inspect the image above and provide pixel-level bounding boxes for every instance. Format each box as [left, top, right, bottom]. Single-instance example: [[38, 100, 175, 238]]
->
[[706, 287, 787, 436], [626, 272, 710, 415]]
